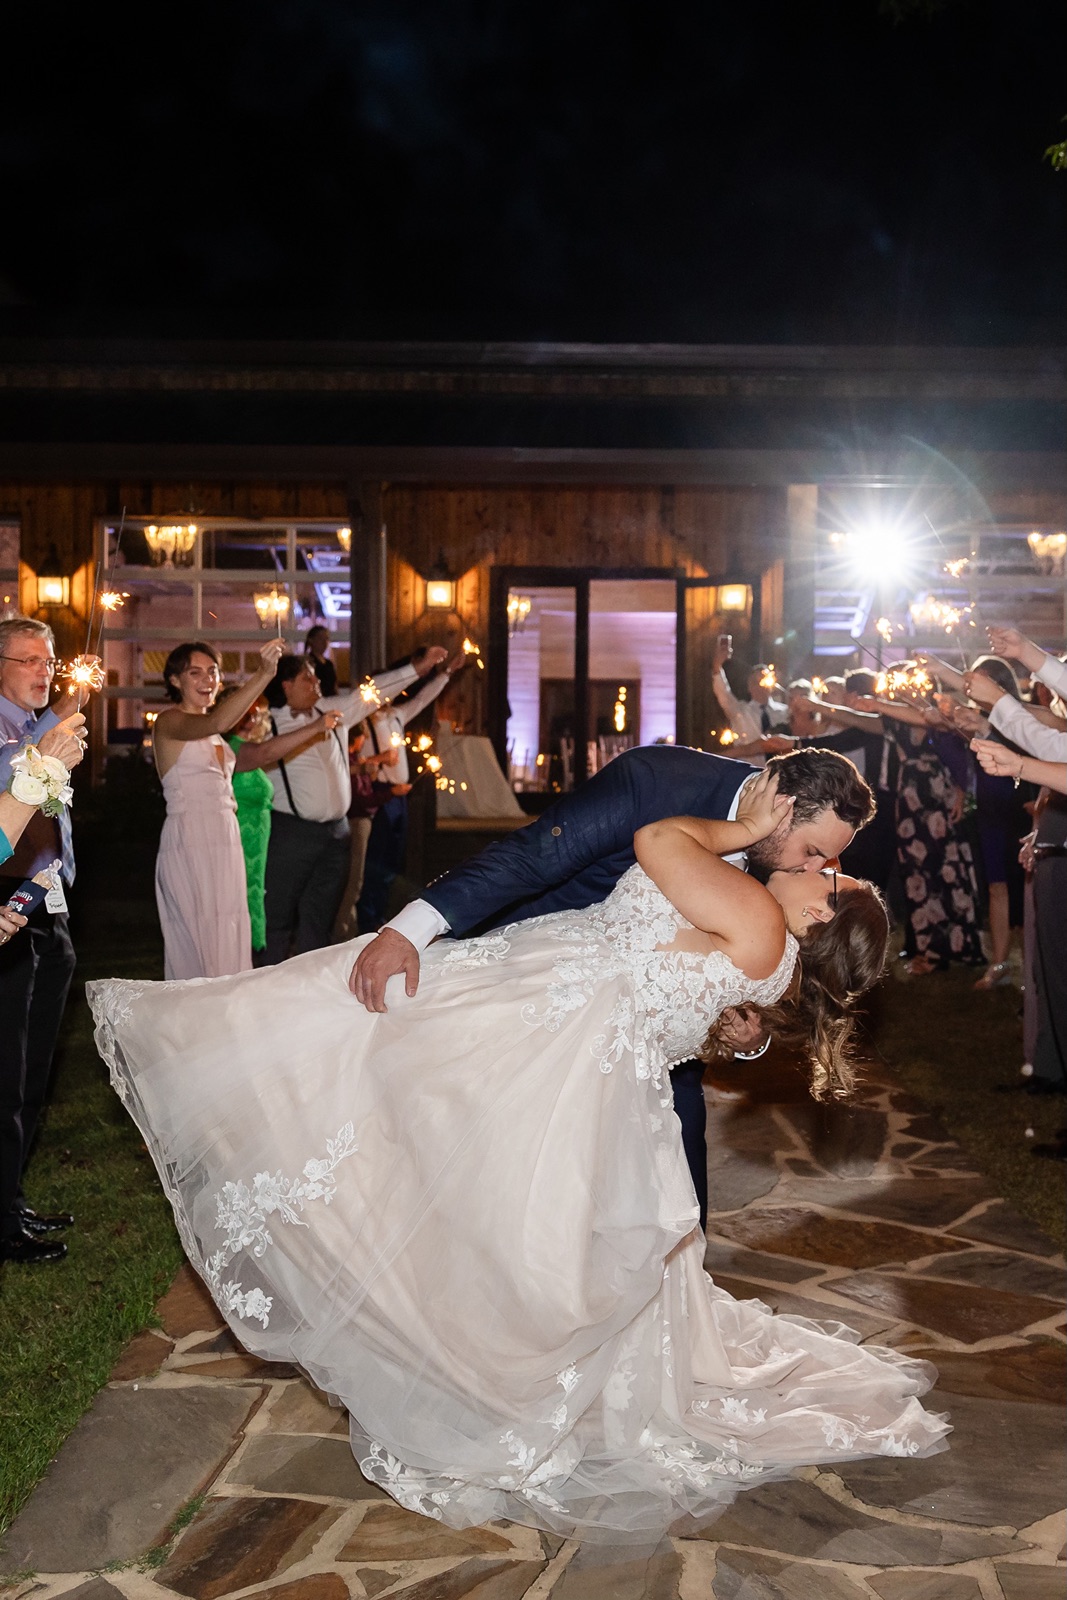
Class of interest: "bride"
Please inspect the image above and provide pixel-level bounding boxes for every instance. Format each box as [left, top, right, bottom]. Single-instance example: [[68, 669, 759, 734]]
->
[[88, 770, 948, 1542]]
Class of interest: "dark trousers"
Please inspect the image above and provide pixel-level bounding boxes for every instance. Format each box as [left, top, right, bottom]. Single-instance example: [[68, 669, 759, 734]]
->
[[0, 906, 76, 1237], [357, 795, 410, 934], [1032, 855, 1067, 1087], [263, 812, 351, 965], [670, 1060, 708, 1231]]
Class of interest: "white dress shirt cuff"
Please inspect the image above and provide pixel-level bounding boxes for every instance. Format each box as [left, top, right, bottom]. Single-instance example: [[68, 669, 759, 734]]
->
[[386, 898, 451, 950]]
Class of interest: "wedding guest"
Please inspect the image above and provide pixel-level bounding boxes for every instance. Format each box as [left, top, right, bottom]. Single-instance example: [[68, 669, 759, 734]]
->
[[0, 617, 94, 1266], [951, 657, 1031, 990], [333, 723, 400, 943], [710, 634, 789, 749], [969, 627, 1067, 1095], [357, 645, 460, 934], [304, 624, 337, 698], [153, 637, 285, 980], [218, 689, 345, 960], [262, 651, 439, 963]]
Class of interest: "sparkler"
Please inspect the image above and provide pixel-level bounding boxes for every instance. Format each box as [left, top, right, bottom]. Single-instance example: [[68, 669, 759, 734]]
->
[[875, 666, 933, 700], [63, 656, 106, 697], [718, 728, 738, 746], [758, 665, 777, 689], [461, 637, 485, 671], [99, 590, 129, 611], [943, 558, 970, 579], [358, 678, 383, 709], [810, 676, 827, 698], [875, 617, 894, 645]]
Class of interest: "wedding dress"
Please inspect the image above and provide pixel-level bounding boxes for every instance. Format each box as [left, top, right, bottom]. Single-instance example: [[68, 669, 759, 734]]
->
[[88, 864, 948, 1542]]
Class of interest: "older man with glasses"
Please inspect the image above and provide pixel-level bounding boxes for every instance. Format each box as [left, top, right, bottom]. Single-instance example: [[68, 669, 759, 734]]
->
[[0, 615, 91, 1265]]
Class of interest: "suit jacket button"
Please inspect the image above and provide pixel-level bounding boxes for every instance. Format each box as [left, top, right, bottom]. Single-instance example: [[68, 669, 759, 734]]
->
[[551, 826, 562, 836]]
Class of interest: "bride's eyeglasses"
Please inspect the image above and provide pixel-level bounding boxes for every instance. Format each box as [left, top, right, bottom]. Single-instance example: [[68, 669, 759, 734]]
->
[[829, 868, 839, 911]]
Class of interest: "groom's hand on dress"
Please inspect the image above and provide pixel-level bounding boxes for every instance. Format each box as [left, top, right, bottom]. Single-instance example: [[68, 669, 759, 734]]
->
[[350, 929, 421, 1011]]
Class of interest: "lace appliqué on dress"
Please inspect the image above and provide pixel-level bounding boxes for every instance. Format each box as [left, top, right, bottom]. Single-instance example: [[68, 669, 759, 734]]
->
[[204, 1122, 358, 1327]]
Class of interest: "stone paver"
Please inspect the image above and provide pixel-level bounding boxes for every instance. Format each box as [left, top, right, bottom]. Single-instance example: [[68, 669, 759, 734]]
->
[[3, 1070, 1065, 1600]]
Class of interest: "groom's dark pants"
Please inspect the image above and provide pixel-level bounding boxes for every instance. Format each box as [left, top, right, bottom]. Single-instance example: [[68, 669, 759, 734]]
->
[[670, 1061, 708, 1231]]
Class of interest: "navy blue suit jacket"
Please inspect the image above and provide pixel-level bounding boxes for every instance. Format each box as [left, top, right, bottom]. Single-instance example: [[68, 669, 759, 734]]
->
[[423, 745, 757, 936]]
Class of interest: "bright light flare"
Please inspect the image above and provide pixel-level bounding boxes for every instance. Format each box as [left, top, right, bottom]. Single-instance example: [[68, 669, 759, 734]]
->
[[358, 679, 382, 707], [718, 728, 738, 746], [810, 676, 827, 698], [943, 558, 970, 579], [758, 665, 777, 690], [875, 617, 894, 645]]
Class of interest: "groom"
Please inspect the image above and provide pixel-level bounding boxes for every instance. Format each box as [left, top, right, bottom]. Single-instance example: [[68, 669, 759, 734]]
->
[[351, 744, 875, 1222]]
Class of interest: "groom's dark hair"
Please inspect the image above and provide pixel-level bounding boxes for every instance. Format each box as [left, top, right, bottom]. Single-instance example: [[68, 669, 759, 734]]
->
[[763, 748, 875, 829]]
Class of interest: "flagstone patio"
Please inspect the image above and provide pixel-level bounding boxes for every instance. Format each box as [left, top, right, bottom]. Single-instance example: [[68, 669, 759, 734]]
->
[[2, 1067, 1064, 1600]]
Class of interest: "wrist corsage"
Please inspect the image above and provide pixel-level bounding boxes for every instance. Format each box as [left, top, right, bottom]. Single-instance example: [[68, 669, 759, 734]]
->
[[9, 746, 74, 818]]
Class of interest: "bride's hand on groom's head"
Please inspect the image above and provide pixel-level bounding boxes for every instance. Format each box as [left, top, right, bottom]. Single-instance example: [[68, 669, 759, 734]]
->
[[350, 928, 421, 1011], [735, 768, 794, 843], [718, 1006, 770, 1057]]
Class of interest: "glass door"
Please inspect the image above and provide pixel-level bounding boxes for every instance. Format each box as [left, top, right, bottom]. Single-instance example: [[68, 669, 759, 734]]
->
[[676, 578, 760, 752]]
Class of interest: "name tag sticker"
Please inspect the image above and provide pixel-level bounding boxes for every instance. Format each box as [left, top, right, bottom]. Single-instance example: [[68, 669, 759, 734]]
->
[[45, 880, 68, 915]]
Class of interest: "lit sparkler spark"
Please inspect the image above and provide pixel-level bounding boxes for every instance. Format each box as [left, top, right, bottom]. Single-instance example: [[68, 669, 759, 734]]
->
[[758, 665, 777, 689], [943, 558, 970, 579], [358, 679, 382, 707], [99, 590, 129, 611], [414, 733, 434, 752], [461, 636, 485, 670], [718, 728, 738, 746], [425, 754, 443, 773], [909, 595, 961, 633], [811, 676, 827, 698], [63, 656, 105, 695], [875, 666, 932, 699], [875, 617, 894, 645], [390, 730, 404, 748]]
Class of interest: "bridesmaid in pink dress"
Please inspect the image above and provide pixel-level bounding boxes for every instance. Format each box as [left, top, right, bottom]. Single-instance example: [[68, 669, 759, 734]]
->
[[153, 638, 285, 979]]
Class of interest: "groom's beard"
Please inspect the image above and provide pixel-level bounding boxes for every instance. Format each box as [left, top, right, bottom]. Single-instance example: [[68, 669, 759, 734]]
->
[[746, 825, 791, 884]]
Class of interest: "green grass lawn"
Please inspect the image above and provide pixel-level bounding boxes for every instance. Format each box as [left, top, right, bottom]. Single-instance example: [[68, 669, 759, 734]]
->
[[0, 899, 182, 1543], [1, 869, 1064, 1543]]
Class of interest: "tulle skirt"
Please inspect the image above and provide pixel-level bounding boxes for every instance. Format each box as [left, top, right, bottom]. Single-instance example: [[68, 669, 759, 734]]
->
[[88, 924, 949, 1542]]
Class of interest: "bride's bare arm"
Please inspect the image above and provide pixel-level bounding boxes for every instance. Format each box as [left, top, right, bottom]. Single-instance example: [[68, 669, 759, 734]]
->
[[634, 771, 792, 979]]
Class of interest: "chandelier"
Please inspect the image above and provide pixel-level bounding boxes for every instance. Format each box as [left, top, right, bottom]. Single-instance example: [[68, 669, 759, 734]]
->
[[144, 523, 198, 567], [253, 587, 290, 629], [507, 592, 532, 635], [1027, 531, 1066, 575]]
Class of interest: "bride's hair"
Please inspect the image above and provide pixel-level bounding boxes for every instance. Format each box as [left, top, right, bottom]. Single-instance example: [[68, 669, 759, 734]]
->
[[699, 881, 890, 1100]]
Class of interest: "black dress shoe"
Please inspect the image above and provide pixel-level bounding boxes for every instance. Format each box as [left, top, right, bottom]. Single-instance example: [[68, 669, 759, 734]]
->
[[17, 1205, 74, 1233], [0, 1226, 67, 1264]]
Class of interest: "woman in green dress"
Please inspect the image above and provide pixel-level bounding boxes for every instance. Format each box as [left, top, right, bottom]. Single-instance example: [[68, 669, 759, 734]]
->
[[219, 691, 343, 958]]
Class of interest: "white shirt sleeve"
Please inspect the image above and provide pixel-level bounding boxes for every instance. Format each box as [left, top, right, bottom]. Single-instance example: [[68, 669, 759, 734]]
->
[[386, 898, 451, 948], [989, 695, 1067, 761], [330, 664, 421, 728], [712, 673, 762, 743], [1035, 652, 1067, 702], [396, 670, 450, 728]]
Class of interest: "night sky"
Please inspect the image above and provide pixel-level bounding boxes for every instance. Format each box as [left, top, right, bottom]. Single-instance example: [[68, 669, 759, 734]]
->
[[2, 0, 1063, 344]]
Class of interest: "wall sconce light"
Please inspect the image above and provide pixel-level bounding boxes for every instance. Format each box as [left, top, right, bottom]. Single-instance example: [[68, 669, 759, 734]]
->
[[719, 583, 749, 613], [424, 553, 455, 612], [36, 544, 70, 609]]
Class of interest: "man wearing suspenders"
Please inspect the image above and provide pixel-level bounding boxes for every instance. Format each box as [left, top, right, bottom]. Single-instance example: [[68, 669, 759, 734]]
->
[[262, 649, 446, 963]]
